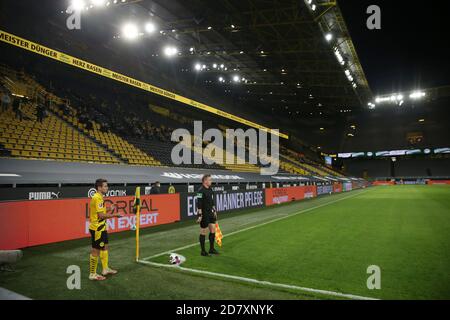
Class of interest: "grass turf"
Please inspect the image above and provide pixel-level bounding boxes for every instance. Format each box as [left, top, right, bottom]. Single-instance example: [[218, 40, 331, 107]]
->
[[1, 186, 449, 299], [150, 186, 450, 300]]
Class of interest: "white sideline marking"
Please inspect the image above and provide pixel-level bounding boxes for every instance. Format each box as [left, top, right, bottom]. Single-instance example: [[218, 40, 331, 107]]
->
[[138, 260, 378, 300], [143, 189, 371, 260], [139, 189, 375, 300]]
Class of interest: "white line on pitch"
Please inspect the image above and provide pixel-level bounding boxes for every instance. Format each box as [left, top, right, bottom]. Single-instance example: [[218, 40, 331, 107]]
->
[[138, 259, 378, 301], [142, 189, 370, 261]]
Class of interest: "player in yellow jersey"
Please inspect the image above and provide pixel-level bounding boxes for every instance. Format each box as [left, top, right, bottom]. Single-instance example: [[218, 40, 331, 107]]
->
[[88, 179, 122, 281]]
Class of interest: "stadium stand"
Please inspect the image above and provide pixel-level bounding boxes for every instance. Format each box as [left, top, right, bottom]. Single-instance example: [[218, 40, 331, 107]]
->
[[343, 156, 450, 179], [0, 67, 120, 164], [55, 106, 161, 167], [396, 158, 450, 177], [0, 104, 120, 164], [0, 66, 162, 166], [343, 159, 391, 178], [280, 147, 344, 177], [0, 63, 348, 176], [341, 108, 450, 152]]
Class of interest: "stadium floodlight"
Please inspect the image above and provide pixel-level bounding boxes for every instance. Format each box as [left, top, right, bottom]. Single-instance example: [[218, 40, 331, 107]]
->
[[163, 46, 178, 57], [325, 33, 333, 42], [145, 22, 156, 34], [374, 92, 413, 105], [220, 64, 225, 69], [232, 75, 241, 83], [375, 96, 391, 103], [311, 4, 316, 11], [344, 69, 354, 82], [410, 91, 426, 99], [218, 76, 225, 82], [71, 0, 86, 11], [213, 63, 218, 69], [334, 48, 345, 65], [91, 0, 106, 6], [194, 63, 202, 71], [122, 23, 139, 40]]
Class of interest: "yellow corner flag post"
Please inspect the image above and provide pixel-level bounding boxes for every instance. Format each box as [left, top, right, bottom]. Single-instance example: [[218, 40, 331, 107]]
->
[[134, 187, 141, 262], [215, 223, 223, 247]]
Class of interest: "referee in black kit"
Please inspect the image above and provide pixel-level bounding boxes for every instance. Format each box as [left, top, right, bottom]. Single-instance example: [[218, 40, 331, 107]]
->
[[197, 174, 219, 256]]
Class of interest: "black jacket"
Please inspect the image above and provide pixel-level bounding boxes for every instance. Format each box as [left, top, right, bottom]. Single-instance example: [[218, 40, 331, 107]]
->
[[197, 186, 215, 215], [150, 186, 160, 195]]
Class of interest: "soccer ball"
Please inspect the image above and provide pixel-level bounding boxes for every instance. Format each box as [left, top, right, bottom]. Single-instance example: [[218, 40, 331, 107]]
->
[[130, 224, 136, 231], [169, 253, 181, 265]]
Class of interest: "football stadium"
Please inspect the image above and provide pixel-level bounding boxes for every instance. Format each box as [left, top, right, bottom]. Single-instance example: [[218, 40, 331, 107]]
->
[[0, 0, 449, 306]]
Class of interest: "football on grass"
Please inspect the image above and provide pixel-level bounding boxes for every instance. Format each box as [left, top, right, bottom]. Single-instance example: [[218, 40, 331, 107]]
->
[[169, 253, 181, 265]]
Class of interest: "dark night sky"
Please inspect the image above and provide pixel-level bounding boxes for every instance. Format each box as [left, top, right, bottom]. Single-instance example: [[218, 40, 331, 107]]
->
[[339, 0, 450, 95]]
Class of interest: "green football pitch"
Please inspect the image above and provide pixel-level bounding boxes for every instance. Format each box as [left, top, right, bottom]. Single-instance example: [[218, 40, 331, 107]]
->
[[1, 186, 449, 300]]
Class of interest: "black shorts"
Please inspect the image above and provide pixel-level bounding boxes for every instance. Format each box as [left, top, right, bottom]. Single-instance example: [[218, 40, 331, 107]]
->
[[200, 214, 217, 229], [90, 229, 109, 250]]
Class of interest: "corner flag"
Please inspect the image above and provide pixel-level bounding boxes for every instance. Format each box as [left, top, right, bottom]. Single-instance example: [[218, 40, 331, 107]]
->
[[134, 187, 141, 262], [215, 223, 223, 247]]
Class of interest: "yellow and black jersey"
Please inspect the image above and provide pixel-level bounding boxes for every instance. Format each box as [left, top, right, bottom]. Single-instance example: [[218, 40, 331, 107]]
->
[[89, 192, 107, 232]]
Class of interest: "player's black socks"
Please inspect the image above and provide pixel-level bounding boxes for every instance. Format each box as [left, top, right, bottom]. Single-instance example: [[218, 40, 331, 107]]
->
[[209, 233, 215, 250], [199, 234, 206, 252]]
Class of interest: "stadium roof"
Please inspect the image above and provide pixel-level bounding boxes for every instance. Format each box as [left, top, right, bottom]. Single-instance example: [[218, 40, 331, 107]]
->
[[113, 0, 373, 110], [0, 0, 372, 134]]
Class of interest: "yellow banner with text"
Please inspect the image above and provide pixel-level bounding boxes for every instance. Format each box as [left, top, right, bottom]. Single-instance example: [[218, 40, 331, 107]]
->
[[0, 29, 288, 139]]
